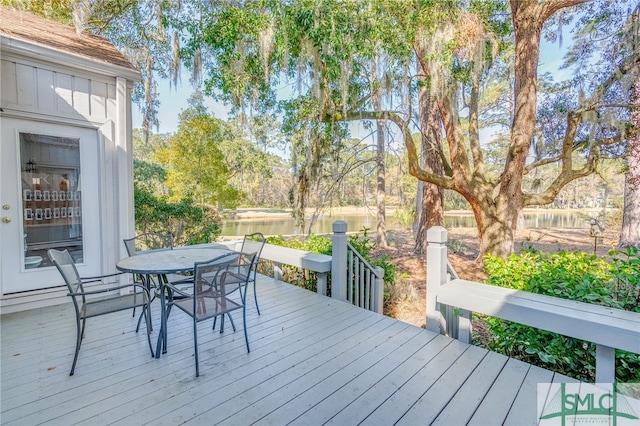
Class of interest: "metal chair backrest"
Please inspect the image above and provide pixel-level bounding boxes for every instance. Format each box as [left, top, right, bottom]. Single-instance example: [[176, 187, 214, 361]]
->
[[124, 232, 173, 256], [193, 252, 239, 296], [240, 232, 265, 271], [241, 232, 265, 257], [48, 249, 83, 295]]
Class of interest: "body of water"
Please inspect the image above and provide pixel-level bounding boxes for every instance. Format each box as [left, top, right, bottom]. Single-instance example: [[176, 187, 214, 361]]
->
[[220, 210, 595, 237]]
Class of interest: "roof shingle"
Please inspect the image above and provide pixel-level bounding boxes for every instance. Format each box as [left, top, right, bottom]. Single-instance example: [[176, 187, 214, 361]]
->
[[0, 6, 136, 70]]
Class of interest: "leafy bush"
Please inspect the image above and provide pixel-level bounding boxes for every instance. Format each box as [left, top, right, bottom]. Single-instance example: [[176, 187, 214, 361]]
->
[[133, 158, 222, 245], [134, 185, 221, 245], [483, 248, 640, 382], [393, 205, 416, 229]]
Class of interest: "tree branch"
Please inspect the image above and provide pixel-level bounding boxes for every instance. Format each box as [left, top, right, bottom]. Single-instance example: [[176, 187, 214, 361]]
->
[[328, 110, 455, 189], [438, 89, 473, 186], [539, 0, 593, 23], [524, 152, 598, 206], [525, 46, 637, 202], [468, 76, 487, 178]]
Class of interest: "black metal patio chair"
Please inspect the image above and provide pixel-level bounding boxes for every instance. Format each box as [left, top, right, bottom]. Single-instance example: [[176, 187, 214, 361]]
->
[[165, 251, 249, 377], [230, 232, 266, 314], [123, 232, 174, 254], [123, 232, 188, 329], [48, 249, 154, 376]]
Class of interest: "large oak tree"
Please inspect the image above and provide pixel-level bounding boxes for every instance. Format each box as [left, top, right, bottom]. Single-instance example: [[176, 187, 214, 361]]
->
[[177, 0, 638, 258], [12, 0, 638, 257]]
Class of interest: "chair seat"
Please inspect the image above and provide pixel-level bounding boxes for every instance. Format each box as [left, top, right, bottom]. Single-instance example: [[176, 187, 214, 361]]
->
[[145, 273, 191, 289], [82, 293, 149, 318], [165, 273, 191, 283], [172, 293, 243, 322], [48, 248, 154, 375], [224, 268, 250, 284]]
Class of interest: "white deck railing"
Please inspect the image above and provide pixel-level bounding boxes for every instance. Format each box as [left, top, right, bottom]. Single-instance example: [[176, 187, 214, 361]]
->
[[331, 221, 384, 314], [425, 226, 640, 383], [217, 221, 385, 314], [345, 242, 384, 313]]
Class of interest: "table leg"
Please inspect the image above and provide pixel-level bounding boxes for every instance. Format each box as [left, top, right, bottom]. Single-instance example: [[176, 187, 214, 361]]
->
[[155, 275, 166, 358]]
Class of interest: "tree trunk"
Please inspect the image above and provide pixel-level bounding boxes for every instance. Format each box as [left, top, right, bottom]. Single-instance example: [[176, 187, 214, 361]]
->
[[480, 1, 544, 258], [479, 218, 517, 260], [371, 60, 388, 247], [470, 200, 516, 259], [413, 71, 444, 255], [375, 119, 388, 247], [620, 79, 640, 248]]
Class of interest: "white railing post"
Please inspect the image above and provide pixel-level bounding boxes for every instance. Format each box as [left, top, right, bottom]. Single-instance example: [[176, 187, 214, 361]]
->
[[332, 220, 348, 302], [426, 226, 448, 334], [595, 344, 615, 383], [317, 272, 327, 296], [373, 266, 384, 314], [273, 262, 283, 282]]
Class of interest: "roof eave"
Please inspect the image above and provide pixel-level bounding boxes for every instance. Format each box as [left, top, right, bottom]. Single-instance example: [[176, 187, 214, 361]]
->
[[1, 35, 141, 83]]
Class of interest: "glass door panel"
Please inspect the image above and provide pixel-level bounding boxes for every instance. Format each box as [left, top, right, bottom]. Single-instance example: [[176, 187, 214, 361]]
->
[[20, 134, 84, 269]]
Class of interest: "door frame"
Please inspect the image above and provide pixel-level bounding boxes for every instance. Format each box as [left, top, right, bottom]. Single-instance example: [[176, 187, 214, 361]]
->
[[1, 117, 104, 294]]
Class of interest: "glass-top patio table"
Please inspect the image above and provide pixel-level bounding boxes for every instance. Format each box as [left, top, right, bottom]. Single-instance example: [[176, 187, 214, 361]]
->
[[116, 246, 233, 358]]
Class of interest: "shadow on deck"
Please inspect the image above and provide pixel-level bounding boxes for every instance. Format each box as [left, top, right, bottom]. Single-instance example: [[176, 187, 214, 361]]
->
[[1, 275, 574, 425]]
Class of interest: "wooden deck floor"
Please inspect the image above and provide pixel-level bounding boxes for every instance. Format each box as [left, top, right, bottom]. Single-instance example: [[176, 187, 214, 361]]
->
[[1, 276, 575, 425]]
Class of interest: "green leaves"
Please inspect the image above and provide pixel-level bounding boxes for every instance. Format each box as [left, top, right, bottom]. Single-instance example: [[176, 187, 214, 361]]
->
[[133, 184, 221, 246], [157, 106, 241, 209]]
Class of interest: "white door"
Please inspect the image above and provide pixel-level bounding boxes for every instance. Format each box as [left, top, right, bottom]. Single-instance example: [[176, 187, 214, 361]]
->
[[1, 118, 102, 293]]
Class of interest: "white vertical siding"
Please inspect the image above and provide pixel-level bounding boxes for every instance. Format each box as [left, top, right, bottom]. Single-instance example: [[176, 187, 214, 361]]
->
[[1, 60, 18, 103], [15, 63, 37, 107], [90, 81, 108, 118], [73, 77, 91, 116], [53, 72, 74, 115], [106, 82, 117, 119], [35, 68, 56, 110], [1, 59, 118, 122]]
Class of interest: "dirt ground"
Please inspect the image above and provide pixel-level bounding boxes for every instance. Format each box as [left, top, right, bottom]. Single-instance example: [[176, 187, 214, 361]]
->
[[374, 226, 619, 328]]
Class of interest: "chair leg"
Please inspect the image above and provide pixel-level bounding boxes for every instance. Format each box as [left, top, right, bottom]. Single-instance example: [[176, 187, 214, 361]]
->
[[135, 308, 144, 332], [135, 277, 154, 333], [194, 318, 200, 377], [253, 278, 260, 315], [227, 313, 237, 332], [136, 300, 154, 332], [242, 306, 250, 353], [144, 303, 154, 357], [70, 318, 85, 376]]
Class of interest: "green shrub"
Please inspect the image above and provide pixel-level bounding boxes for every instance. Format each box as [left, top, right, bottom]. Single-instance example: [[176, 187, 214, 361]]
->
[[134, 185, 221, 245], [483, 248, 640, 382], [393, 205, 416, 229]]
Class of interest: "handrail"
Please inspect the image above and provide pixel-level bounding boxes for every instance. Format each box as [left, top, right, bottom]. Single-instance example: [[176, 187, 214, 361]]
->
[[426, 226, 640, 383], [198, 241, 332, 294], [446, 260, 459, 281], [346, 242, 384, 313]]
